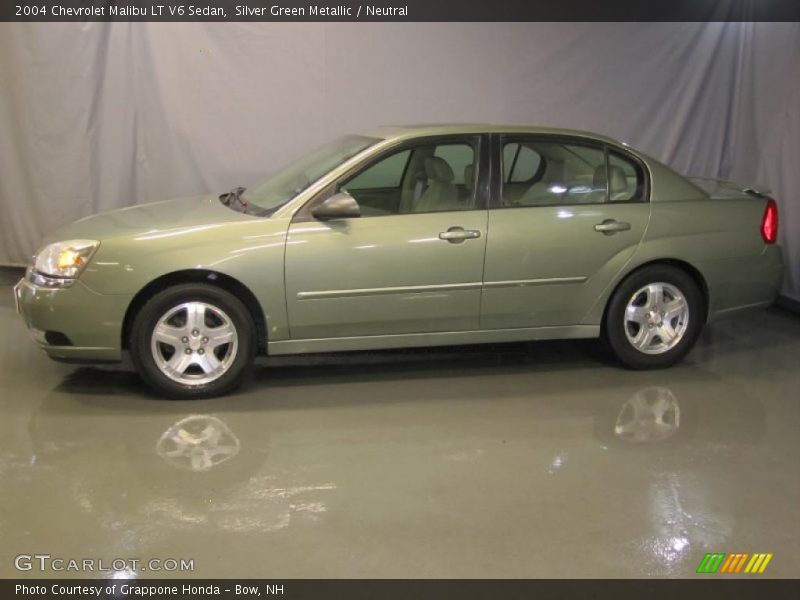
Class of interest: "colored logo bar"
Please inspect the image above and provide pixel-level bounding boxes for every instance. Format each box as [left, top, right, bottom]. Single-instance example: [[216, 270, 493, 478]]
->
[[697, 553, 773, 574]]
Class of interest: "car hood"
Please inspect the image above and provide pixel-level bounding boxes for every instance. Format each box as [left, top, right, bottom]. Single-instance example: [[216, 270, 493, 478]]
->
[[44, 195, 253, 244]]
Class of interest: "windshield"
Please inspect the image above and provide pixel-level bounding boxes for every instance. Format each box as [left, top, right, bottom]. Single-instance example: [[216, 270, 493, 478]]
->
[[242, 135, 379, 213]]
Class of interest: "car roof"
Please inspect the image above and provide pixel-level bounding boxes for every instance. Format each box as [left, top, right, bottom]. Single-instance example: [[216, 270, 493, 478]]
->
[[360, 123, 626, 147]]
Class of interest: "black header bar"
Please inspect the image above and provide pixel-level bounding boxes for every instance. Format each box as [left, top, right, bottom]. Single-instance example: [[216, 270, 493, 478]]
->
[[3, 0, 800, 22]]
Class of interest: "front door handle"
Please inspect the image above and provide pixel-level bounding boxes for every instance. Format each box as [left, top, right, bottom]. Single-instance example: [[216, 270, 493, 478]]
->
[[439, 227, 482, 244], [594, 219, 631, 235]]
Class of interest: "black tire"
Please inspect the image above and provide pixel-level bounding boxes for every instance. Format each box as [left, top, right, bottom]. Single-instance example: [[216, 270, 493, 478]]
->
[[603, 265, 704, 370], [130, 284, 256, 399]]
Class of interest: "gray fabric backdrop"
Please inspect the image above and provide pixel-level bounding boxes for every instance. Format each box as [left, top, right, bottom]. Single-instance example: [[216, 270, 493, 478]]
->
[[1, 22, 798, 299]]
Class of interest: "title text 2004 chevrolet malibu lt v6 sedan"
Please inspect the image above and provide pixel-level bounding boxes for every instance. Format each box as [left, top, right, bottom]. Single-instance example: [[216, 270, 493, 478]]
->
[[14, 125, 783, 398]]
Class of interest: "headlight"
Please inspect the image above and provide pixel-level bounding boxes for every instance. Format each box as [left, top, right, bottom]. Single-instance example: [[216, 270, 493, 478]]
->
[[33, 240, 99, 280]]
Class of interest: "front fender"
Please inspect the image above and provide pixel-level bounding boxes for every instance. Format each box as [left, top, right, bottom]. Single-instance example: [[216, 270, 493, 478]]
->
[[80, 218, 292, 341]]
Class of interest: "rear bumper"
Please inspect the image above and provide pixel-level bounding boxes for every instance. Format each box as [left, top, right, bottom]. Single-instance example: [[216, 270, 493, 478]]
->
[[704, 245, 784, 320], [15, 277, 128, 362]]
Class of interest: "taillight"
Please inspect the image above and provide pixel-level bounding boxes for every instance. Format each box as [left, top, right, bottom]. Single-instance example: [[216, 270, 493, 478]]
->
[[761, 198, 778, 244]]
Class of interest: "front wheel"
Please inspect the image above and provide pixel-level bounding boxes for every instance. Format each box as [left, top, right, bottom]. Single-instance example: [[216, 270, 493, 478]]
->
[[603, 265, 704, 369], [130, 284, 256, 399]]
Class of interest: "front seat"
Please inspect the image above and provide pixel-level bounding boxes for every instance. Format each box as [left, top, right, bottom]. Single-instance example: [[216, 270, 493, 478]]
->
[[415, 157, 459, 212]]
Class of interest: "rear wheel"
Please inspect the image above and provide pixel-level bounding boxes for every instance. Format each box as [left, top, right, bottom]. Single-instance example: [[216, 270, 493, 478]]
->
[[603, 265, 703, 369], [130, 284, 256, 399]]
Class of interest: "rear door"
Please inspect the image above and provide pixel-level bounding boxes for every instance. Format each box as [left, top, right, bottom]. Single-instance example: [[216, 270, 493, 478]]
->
[[480, 135, 651, 329]]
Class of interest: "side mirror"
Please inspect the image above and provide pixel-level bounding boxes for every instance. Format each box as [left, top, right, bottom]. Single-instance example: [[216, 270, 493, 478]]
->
[[312, 192, 361, 220]]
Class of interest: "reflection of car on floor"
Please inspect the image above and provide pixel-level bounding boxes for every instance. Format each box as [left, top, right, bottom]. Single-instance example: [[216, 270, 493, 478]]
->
[[26, 393, 303, 538], [14, 125, 783, 398], [28, 367, 765, 477], [30, 401, 270, 489], [155, 415, 242, 472], [18, 363, 766, 576], [607, 386, 683, 445], [591, 383, 765, 450]]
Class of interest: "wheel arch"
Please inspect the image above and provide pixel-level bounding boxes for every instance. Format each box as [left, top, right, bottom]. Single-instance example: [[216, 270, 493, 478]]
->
[[602, 258, 710, 329], [121, 270, 268, 354]]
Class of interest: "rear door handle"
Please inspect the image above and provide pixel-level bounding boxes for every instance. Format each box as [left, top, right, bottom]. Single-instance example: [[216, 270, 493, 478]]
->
[[439, 227, 481, 244], [594, 219, 631, 235]]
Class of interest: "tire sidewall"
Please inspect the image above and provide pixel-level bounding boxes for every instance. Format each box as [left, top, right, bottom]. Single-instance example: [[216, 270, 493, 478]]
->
[[604, 266, 703, 369], [130, 284, 256, 399]]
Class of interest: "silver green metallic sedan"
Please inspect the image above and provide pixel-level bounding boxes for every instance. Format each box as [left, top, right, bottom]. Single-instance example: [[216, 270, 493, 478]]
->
[[14, 125, 783, 398]]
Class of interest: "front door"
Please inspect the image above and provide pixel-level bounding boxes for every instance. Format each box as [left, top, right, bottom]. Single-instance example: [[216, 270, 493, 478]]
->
[[481, 136, 651, 329], [285, 136, 489, 340]]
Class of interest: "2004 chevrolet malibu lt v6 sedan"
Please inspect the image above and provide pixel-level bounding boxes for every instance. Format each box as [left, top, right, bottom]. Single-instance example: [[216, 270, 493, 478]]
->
[[14, 125, 783, 398]]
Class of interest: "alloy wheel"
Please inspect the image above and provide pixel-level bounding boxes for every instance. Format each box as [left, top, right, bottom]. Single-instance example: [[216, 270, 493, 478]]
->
[[150, 301, 239, 385], [624, 282, 689, 355]]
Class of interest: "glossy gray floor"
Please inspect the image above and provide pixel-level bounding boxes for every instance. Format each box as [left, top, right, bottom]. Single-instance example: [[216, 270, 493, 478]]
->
[[1, 270, 799, 579]]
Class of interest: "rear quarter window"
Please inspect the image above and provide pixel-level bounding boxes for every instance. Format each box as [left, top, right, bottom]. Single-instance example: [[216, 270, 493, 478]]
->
[[608, 151, 646, 202]]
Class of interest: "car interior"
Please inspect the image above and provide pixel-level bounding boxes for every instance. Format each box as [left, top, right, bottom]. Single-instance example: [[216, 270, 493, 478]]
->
[[341, 142, 478, 215], [501, 141, 641, 207], [338, 139, 643, 216]]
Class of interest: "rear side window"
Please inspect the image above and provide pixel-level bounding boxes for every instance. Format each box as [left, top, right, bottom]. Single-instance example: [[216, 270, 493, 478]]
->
[[503, 143, 542, 183], [500, 138, 647, 207], [501, 140, 606, 206]]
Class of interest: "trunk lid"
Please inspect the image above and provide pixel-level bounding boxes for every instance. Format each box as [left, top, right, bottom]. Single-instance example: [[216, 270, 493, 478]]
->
[[687, 176, 772, 200]]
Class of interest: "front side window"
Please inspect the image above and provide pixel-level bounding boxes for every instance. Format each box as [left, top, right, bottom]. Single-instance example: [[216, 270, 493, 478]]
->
[[346, 149, 410, 190], [501, 139, 607, 207], [434, 144, 474, 185], [340, 139, 479, 216]]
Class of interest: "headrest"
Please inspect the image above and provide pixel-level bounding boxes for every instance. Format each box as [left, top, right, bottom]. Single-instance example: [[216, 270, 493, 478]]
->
[[464, 164, 475, 191], [608, 165, 627, 194], [424, 156, 454, 183], [593, 165, 628, 194]]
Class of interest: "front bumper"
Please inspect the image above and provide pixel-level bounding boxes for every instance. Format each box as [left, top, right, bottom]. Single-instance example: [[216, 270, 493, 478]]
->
[[15, 276, 129, 363]]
